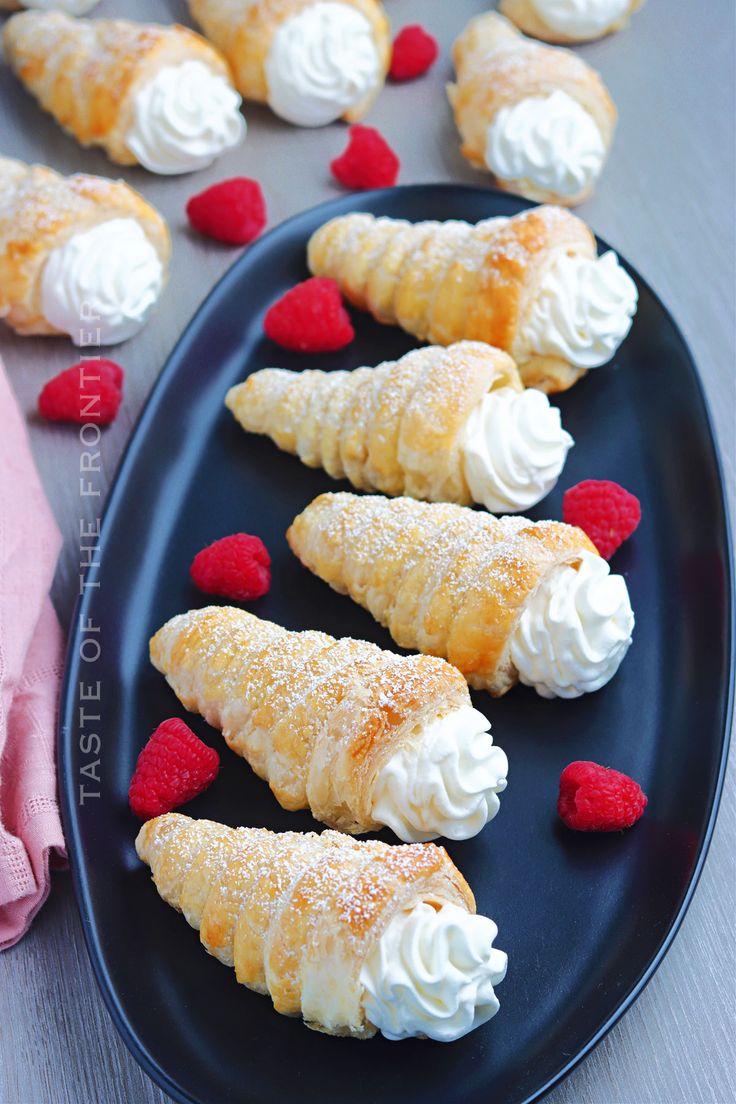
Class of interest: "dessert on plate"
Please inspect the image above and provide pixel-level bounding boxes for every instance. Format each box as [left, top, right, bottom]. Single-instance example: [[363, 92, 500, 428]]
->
[[227, 341, 573, 513], [307, 206, 638, 393], [3, 12, 245, 174], [499, 0, 644, 43], [447, 12, 616, 205], [150, 606, 508, 843], [188, 0, 390, 127], [0, 156, 169, 344], [137, 812, 507, 1040], [288, 492, 635, 698]]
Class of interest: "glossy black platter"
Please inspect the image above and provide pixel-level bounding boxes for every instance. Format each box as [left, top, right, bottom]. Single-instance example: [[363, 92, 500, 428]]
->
[[60, 185, 733, 1104]]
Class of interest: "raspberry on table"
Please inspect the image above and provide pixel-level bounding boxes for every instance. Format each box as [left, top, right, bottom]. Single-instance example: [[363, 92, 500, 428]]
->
[[563, 479, 641, 559], [186, 177, 267, 245], [190, 533, 271, 602], [128, 718, 220, 821], [330, 125, 400, 190], [389, 24, 439, 81], [38, 359, 123, 425], [558, 760, 647, 832], [263, 276, 354, 353]]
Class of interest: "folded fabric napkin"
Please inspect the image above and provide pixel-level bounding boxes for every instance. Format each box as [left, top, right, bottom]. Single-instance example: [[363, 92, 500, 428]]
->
[[0, 358, 66, 951]]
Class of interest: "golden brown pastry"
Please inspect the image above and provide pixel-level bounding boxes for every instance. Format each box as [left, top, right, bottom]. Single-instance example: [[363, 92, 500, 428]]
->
[[137, 812, 508, 1040], [0, 156, 169, 344], [3, 11, 245, 173], [307, 207, 639, 393], [151, 606, 508, 842], [499, 0, 644, 43], [447, 12, 616, 205], [188, 0, 390, 126], [288, 493, 636, 698], [226, 341, 574, 511]]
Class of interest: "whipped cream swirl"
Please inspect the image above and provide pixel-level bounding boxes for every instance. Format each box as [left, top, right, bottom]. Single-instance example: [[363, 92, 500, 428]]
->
[[525, 251, 638, 368], [265, 2, 381, 127], [463, 387, 573, 513], [485, 89, 605, 199], [41, 219, 164, 346], [370, 706, 507, 842], [361, 901, 507, 1042], [126, 60, 245, 174], [530, 0, 630, 37], [510, 550, 634, 698], [22, 0, 100, 12]]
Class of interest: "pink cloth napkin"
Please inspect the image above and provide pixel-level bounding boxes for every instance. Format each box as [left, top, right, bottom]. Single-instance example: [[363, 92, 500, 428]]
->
[[0, 358, 67, 950]]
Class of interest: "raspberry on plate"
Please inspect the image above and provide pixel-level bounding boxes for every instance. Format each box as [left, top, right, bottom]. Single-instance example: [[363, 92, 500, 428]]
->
[[38, 359, 123, 425], [186, 177, 267, 245], [563, 479, 641, 559], [558, 761, 647, 832], [263, 277, 354, 353], [190, 533, 271, 602], [330, 125, 400, 190], [128, 718, 220, 820], [389, 25, 439, 82]]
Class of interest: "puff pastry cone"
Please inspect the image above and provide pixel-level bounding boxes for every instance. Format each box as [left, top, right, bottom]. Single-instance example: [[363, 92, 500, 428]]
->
[[288, 493, 635, 699], [151, 606, 508, 843], [227, 341, 573, 513], [0, 156, 170, 344], [307, 206, 638, 393], [447, 12, 616, 205], [188, 0, 391, 127], [136, 812, 507, 1040], [499, 0, 644, 43], [3, 12, 245, 174]]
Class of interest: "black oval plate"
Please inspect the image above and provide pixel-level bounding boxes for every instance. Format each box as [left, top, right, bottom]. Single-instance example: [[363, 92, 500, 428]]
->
[[60, 185, 733, 1104]]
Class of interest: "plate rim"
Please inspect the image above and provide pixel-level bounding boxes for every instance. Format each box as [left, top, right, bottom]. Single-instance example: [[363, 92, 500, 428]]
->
[[58, 182, 735, 1104]]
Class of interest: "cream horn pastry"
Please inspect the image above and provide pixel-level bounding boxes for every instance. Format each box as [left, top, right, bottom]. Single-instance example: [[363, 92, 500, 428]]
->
[[499, 0, 644, 43], [0, 156, 169, 344], [137, 813, 507, 1040], [151, 606, 507, 842], [447, 12, 616, 205], [308, 207, 638, 393], [3, 12, 245, 174], [288, 493, 635, 698], [227, 342, 573, 513], [188, 0, 390, 127]]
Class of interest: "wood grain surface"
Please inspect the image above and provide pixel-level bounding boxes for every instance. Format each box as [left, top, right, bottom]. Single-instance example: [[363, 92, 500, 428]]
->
[[0, 1, 734, 1102]]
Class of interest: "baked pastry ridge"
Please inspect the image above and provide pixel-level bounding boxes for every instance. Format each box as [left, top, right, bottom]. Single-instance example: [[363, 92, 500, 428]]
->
[[287, 493, 635, 698], [150, 606, 508, 842], [307, 208, 638, 393], [499, 0, 644, 44], [136, 812, 507, 1040]]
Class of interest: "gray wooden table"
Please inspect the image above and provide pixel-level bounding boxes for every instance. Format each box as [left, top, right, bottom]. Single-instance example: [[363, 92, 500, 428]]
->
[[1, 1, 734, 1102]]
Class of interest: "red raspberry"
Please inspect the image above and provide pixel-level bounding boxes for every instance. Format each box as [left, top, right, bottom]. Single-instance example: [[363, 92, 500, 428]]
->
[[330, 125, 400, 190], [263, 277, 354, 353], [186, 178, 266, 245], [563, 479, 641, 559], [128, 718, 220, 820], [389, 25, 439, 81], [558, 761, 647, 832], [38, 359, 123, 425], [190, 533, 271, 601]]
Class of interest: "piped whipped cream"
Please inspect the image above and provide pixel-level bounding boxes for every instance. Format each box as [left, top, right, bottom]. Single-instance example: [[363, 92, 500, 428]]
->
[[23, 0, 100, 12], [510, 549, 634, 698], [485, 89, 605, 199], [463, 387, 573, 513], [525, 250, 638, 368], [265, 2, 381, 127], [41, 218, 164, 346], [361, 901, 507, 1042], [530, 0, 630, 37], [370, 706, 507, 842], [126, 60, 245, 174]]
